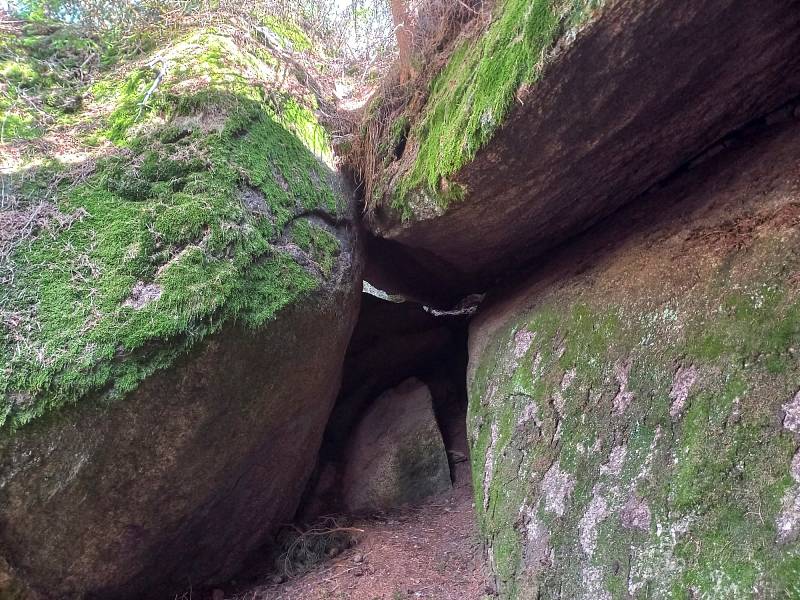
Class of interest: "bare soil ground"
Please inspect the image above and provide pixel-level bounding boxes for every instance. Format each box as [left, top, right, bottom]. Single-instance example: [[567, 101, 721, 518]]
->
[[233, 464, 486, 600]]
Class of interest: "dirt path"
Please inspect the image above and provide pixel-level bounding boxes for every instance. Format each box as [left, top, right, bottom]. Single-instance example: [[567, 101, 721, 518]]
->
[[234, 466, 486, 600]]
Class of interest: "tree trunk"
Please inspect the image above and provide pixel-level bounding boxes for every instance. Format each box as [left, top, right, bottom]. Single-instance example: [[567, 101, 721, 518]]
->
[[390, 0, 414, 83]]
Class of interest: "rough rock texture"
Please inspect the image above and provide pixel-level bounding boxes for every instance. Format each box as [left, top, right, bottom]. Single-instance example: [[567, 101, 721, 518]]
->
[[370, 0, 800, 294], [341, 378, 452, 513], [467, 118, 800, 598], [0, 294, 359, 599], [0, 30, 362, 600], [334, 294, 461, 432]]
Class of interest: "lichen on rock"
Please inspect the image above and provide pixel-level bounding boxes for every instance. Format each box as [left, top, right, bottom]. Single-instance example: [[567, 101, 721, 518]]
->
[[466, 119, 800, 598]]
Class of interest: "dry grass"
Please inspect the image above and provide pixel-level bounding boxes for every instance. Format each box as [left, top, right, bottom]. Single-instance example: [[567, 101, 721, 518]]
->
[[348, 0, 492, 213]]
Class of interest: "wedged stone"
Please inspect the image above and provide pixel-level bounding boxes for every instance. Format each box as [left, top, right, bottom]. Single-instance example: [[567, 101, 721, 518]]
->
[[369, 0, 800, 294], [341, 378, 451, 513]]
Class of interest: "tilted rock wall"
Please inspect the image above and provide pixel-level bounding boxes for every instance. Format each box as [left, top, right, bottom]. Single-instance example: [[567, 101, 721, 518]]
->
[[366, 0, 800, 295], [467, 118, 800, 598]]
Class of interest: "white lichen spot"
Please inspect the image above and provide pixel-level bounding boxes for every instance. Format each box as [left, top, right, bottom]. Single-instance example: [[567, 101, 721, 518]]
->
[[517, 401, 542, 429], [552, 391, 566, 418], [519, 504, 552, 571], [612, 361, 635, 414], [579, 488, 609, 557], [669, 365, 698, 419], [541, 460, 575, 517], [513, 328, 535, 360], [629, 514, 693, 597], [561, 368, 577, 391], [708, 568, 744, 599], [483, 421, 500, 511], [776, 449, 800, 543], [728, 396, 742, 425], [483, 380, 499, 407], [581, 566, 612, 600], [531, 352, 543, 379], [551, 368, 577, 418], [600, 445, 627, 477], [553, 420, 563, 443], [782, 390, 800, 433], [122, 281, 163, 310], [591, 437, 603, 454]]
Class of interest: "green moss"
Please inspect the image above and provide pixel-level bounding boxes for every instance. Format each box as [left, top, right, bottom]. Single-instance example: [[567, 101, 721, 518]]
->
[[0, 31, 344, 430], [469, 237, 800, 598], [391, 0, 604, 215], [262, 15, 313, 52], [291, 221, 340, 277], [0, 21, 102, 141]]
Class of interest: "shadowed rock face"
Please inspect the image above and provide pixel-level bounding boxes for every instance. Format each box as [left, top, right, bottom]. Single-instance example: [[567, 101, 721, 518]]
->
[[466, 118, 800, 598], [298, 294, 469, 519], [341, 378, 452, 514], [370, 0, 800, 294], [0, 219, 361, 600]]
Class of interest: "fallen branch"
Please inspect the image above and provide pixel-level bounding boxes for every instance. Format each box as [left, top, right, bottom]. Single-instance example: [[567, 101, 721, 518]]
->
[[136, 59, 168, 121]]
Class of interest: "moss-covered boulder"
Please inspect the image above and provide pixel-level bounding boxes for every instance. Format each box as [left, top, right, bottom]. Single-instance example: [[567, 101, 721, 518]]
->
[[364, 0, 800, 295], [466, 118, 800, 598], [0, 28, 361, 598], [341, 378, 452, 513]]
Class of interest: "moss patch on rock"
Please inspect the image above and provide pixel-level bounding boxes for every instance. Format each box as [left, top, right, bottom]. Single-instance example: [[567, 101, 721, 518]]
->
[[0, 22, 104, 140], [469, 211, 800, 597], [388, 0, 604, 218], [0, 30, 345, 430]]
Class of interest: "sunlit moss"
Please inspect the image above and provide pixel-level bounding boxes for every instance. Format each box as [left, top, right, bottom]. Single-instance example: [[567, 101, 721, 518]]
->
[[0, 30, 342, 430], [390, 0, 604, 216]]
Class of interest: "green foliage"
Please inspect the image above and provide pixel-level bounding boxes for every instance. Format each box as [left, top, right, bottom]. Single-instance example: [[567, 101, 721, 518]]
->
[[0, 31, 342, 430], [392, 0, 603, 215]]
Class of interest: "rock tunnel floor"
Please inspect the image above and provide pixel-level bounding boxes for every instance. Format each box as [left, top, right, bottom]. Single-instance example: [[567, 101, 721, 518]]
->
[[230, 463, 485, 600]]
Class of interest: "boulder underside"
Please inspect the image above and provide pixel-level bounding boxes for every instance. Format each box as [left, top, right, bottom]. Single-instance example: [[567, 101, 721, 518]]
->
[[0, 276, 360, 599], [371, 0, 800, 294]]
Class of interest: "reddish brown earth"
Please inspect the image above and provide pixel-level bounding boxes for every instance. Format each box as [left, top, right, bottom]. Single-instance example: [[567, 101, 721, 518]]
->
[[232, 464, 485, 600]]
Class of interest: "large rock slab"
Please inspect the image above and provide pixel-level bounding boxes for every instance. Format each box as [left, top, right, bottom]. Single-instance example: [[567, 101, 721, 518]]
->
[[0, 30, 362, 599], [369, 0, 800, 294], [342, 378, 452, 513], [467, 118, 800, 597]]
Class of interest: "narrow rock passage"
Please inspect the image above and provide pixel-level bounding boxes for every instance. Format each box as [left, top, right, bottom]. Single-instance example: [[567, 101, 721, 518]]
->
[[237, 464, 484, 600]]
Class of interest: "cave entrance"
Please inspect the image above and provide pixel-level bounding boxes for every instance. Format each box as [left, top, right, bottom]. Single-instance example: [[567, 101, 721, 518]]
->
[[223, 284, 482, 599], [301, 288, 473, 518]]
